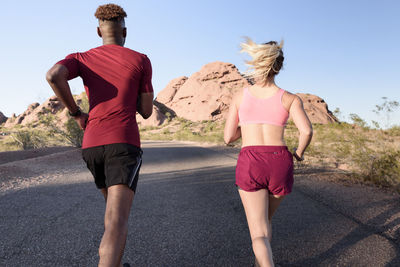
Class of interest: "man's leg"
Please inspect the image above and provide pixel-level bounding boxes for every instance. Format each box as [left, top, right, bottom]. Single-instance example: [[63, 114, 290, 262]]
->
[[98, 184, 134, 267]]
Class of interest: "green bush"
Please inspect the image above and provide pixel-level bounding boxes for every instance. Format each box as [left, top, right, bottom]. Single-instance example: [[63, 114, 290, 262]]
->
[[63, 118, 84, 147], [386, 126, 400, 137], [356, 150, 400, 190], [40, 113, 83, 147], [11, 130, 44, 150], [349, 113, 368, 128]]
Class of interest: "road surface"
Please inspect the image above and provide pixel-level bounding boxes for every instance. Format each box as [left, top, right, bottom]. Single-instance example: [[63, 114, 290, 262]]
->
[[0, 141, 399, 266]]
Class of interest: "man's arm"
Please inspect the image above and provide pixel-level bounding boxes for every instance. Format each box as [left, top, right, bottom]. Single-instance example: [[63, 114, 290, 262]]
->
[[46, 64, 88, 129], [137, 92, 154, 119]]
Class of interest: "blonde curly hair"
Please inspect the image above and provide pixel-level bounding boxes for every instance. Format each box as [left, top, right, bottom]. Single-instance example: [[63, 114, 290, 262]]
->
[[240, 37, 284, 85]]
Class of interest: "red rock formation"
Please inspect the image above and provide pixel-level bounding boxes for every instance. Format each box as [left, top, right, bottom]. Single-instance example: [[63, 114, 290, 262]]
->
[[3, 95, 76, 128], [3, 62, 338, 130], [154, 61, 337, 125], [156, 61, 251, 121]]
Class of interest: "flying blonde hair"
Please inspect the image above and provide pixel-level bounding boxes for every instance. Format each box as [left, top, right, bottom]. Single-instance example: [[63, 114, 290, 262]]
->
[[240, 37, 284, 85]]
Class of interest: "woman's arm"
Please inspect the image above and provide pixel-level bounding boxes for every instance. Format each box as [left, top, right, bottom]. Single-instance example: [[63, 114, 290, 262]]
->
[[224, 94, 241, 144], [290, 96, 313, 158]]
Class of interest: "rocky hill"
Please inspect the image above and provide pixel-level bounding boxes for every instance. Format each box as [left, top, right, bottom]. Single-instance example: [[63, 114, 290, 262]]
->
[[1, 61, 337, 129], [138, 61, 337, 126], [1, 94, 87, 129]]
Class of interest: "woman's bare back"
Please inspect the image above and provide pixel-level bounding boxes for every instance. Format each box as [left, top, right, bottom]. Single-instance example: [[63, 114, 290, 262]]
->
[[235, 85, 297, 147]]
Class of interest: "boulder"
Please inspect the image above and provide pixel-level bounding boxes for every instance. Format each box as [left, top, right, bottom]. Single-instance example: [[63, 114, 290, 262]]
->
[[156, 76, 188, 104], [4, 114, 17, 128], [295, 93, 338, 124], [27, 103, 40, 111], [136, 104, 167, 127], [0, 112, 7, 124]]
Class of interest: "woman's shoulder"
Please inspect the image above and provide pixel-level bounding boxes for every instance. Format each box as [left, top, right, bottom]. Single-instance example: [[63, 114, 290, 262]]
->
[[282, 90, 302, 111], [232, 87, 247, 107]]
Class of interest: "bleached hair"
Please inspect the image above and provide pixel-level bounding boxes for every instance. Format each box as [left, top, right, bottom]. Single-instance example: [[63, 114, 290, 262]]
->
[[240, 37, 284, 85]]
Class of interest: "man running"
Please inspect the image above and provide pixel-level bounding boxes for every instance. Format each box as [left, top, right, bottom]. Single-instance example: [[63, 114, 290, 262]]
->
[[46, 4, 153, 267]]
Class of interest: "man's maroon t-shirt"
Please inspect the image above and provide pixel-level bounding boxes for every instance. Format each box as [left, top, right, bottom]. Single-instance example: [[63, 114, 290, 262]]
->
[[57, 44, 153, 149]]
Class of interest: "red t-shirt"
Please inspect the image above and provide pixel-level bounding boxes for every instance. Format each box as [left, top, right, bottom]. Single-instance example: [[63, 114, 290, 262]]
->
[[57, 44, 153, 149]]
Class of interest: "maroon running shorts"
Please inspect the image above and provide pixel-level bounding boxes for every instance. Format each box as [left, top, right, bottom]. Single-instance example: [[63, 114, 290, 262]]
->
[[235, 146, 294, 195]]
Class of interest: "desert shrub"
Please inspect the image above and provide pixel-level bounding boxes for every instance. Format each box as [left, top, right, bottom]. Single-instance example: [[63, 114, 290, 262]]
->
[[40, 113, 83, 147], [0, 139, 20, 151], [333, 107, 342, 121], [162, 128, 171, 135], [11, 130, 45, 150], [386, 126, 400, 137], [165, 112, 173, 122], [284, 134, 297, 152], [63, 118, 84, 147], [372, 97, 399, 129], [79, 94, 90, 113], [203, 120, 218, 133], [140, 125, 158, 131], [349, 113, 368, 128], [353, 150, 400, 190]]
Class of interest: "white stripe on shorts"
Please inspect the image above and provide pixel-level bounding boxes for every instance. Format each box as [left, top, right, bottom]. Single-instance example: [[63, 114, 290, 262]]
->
[[128, 155, 142, 189]]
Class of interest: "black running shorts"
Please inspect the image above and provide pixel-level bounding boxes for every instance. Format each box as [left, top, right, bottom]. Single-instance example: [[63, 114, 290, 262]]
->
[[82, 143, 142, 192]]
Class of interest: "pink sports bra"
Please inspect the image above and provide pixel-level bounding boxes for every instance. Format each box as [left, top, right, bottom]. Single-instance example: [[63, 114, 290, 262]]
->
[[238, 87, 289, 126]]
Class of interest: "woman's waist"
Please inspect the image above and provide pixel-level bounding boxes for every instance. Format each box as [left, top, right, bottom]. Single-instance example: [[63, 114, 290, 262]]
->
[[240, 126, 285, 147], [241, 139, 286, 148]]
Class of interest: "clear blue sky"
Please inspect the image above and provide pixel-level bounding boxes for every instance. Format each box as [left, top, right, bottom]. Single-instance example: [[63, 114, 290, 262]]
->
[[1, 0, 399, 126]]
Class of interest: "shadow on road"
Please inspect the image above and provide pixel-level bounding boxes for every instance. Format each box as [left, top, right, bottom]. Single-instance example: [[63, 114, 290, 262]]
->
[[0, 165, 253, 266]]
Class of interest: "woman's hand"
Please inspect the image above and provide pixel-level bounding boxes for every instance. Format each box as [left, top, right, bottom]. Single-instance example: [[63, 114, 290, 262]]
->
[[292, 147, 304, 161]]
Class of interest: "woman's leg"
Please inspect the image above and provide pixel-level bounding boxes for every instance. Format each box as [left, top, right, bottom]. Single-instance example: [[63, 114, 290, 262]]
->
[[239, 189, 274, 267], [267, 195, 285, 242]]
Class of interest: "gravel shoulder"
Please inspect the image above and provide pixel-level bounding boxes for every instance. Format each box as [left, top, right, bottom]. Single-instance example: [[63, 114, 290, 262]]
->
[[0, 146, 76, 165]]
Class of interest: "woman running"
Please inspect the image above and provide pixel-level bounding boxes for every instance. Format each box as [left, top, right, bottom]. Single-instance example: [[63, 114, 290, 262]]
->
[[224, 38, 313, 267]]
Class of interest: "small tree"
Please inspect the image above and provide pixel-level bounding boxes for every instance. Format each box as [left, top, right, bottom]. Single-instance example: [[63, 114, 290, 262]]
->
[[349, 113, 368, 128], [372, 97, 399, 129], [40, 103, 85, 148], [63, 118, 84, 147], [11, 130, 43, 150], [333, 107, 342, 121]]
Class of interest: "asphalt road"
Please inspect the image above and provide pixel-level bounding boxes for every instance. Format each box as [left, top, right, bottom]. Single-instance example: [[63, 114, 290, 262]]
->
[[0, 141, 399, 266]]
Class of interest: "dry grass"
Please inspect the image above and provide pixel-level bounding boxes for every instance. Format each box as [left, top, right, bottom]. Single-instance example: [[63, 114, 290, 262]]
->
[[2, 114, 399, 192], [139, 119, 400, 192]]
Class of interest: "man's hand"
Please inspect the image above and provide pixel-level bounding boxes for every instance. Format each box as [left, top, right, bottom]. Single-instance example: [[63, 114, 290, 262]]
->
[[73, 112, 89, 130]]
